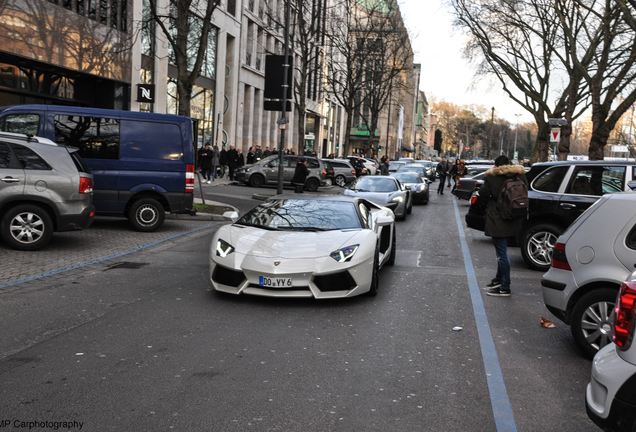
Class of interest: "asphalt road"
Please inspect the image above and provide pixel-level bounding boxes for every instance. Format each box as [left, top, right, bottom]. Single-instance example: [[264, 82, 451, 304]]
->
[[0, 184, 597, 432]]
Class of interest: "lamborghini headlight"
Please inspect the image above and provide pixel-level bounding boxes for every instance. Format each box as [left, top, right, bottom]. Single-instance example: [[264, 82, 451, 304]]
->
[[216, 239, 235, 257], [391, 195, 404, 203], [330, 245, 359, 263]]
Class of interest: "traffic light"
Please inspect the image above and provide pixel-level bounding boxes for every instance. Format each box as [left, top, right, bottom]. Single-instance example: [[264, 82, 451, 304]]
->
[[434, 129, 442, 152]]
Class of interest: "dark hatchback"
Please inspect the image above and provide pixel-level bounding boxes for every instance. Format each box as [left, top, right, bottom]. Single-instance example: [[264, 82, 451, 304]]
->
[[466, 160, 636, 271]]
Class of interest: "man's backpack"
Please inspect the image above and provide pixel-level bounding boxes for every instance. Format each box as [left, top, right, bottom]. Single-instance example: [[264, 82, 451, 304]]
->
[[497, 175, 528, 220]]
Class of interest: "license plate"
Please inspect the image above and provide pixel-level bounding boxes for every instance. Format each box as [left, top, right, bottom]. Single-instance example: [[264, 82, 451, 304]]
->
[[259, 276, 293, 288]]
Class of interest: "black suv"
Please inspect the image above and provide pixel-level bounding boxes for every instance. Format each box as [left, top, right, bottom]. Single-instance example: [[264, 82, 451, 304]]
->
[[466, 161, 636, 271]]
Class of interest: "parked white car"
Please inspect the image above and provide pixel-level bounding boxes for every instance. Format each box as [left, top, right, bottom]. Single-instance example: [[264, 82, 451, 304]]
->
[[362, 158, 378, 175], [209, 196, 396, 299], [586, 273, 636, 431], [542, 192, 636, 357]]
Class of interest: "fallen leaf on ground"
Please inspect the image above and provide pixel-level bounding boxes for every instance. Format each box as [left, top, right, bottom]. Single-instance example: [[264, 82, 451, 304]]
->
[[539, 317, 556, 329]]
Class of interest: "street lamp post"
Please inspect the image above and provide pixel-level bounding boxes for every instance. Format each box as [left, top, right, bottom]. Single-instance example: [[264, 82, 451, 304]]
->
[[513, 113, 521, 162]]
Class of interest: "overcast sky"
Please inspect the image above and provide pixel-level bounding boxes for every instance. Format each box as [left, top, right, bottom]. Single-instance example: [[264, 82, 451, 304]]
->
[[399, 0, 533, 124]]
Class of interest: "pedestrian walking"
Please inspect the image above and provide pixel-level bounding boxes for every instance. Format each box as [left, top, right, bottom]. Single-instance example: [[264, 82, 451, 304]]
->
[[291, 158, 309, 193], [198, 144, 213, 183], [219, 145, 228, 179], [226, 145, 240, 181], [380, 155, 389, 175], [477, 155, 528, 297], [450, 159, 467, 191], [246, 146, 256, 165], [436, 158, 450, 194], [211, 145, 220, 181]]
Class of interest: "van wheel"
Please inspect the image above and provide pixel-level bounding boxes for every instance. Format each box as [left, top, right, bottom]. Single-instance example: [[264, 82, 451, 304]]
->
[[570, 288, 617, 359], [129, 198, 165, 232], [249, 174, 265, 188], [521, 223, 561, 271], [305, 178, 320, 192], [1, 204, 53, 251]]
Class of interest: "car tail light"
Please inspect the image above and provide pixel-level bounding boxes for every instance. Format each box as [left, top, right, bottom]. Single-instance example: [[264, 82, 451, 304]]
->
[[186, 164, 195, 193], [79, 176, 93, 193], [322, 168, 327, 177], [551, 242, 571, 271], [613, 281, 636, 350], [351, 169, 356, 176], [469, 194, 478, 206]]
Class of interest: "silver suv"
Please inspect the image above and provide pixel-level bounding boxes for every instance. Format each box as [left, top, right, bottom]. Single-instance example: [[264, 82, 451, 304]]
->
[[234, 155, 327, 191], [0, 132, 94, 250], [542, 192, 636, 357]]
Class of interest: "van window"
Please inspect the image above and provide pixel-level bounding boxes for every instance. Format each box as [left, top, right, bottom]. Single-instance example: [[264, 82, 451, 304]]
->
[[626, 224, 636, 250], [11, 145, 51, 170], [120, 120, 183, 160], [0, 114, 40, 136], [54, 115, 120, 159]]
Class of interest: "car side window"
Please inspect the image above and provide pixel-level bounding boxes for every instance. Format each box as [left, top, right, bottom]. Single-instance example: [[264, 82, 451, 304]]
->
[[566, 166, 625, 196], [0, 113, 40, 136], [532, 166, 569, 192], [626, 224, 636, 250], [0, 142, 13, 168], [307, 159, 319, 169], [11, 144, 51, 170], [54, 115, 120, 160]]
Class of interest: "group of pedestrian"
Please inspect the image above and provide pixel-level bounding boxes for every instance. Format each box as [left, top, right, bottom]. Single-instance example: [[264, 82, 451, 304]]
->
[[197, 143, 245, 183]]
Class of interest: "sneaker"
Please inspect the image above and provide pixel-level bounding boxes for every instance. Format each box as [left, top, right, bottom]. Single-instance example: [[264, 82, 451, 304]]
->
[[485, 279, 501, 290], [486, 287, 511, 297], [207, 180, 211, 184]]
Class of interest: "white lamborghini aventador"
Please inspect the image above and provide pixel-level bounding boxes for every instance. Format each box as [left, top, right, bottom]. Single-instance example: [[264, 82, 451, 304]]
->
[[209, 196, 396, 299]]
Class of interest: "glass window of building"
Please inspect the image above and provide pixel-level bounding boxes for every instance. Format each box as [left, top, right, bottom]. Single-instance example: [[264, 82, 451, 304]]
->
[[141, 0, 155, 56], [191, 86, 215, 148], [99, 0, 108, 24]]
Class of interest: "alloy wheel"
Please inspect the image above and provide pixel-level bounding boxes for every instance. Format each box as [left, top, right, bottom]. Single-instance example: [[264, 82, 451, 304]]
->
[[580, 300, 615, 351], [10, 212, 45, 244], [527, 231, 557, 267]]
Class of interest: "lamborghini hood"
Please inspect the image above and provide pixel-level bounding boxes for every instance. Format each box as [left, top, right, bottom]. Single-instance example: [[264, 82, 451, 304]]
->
[[224, 225, 362, 259]]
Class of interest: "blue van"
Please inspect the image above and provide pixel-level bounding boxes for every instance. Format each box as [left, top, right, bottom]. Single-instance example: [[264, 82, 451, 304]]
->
[[0, 105, 195, 231]]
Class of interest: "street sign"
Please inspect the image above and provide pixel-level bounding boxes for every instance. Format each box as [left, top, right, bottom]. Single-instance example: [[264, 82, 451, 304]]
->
[[611, 145, 629, 153], [550, 128, 561, 143], [548, 118, 568, 127]]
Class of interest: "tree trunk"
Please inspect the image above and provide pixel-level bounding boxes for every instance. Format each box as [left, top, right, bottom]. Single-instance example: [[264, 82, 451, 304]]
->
[[177, 80, 192, 117], [343, 111, 353, 157], [588, 124, 611, 160], [531, 122, 550, 163]]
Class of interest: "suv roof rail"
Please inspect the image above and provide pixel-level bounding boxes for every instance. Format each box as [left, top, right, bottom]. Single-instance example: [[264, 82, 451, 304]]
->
[[0, 131, 57, 146]]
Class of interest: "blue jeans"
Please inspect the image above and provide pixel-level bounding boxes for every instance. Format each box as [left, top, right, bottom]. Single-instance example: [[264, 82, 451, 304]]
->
[[493, 237, 511, 290]]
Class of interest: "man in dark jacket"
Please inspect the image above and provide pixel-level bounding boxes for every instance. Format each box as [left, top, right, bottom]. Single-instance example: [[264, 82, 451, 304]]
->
[[291, 158, 309, 193], [219, 146, 228, 178], [477, 155, 527, 297], [226, 146, 240, 181], [436, 158, 450, 194]]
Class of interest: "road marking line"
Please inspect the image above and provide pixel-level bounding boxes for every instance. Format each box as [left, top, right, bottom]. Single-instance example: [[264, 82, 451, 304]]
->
[[452, 199, 518, 432], [416, 251, 423, 267]]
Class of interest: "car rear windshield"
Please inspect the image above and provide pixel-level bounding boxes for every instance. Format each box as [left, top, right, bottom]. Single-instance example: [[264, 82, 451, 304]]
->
[[354, 177, 398, 192], [237, 200, 362, 230], [69, 150, 90, 173], [392, 173, 421, 183]]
